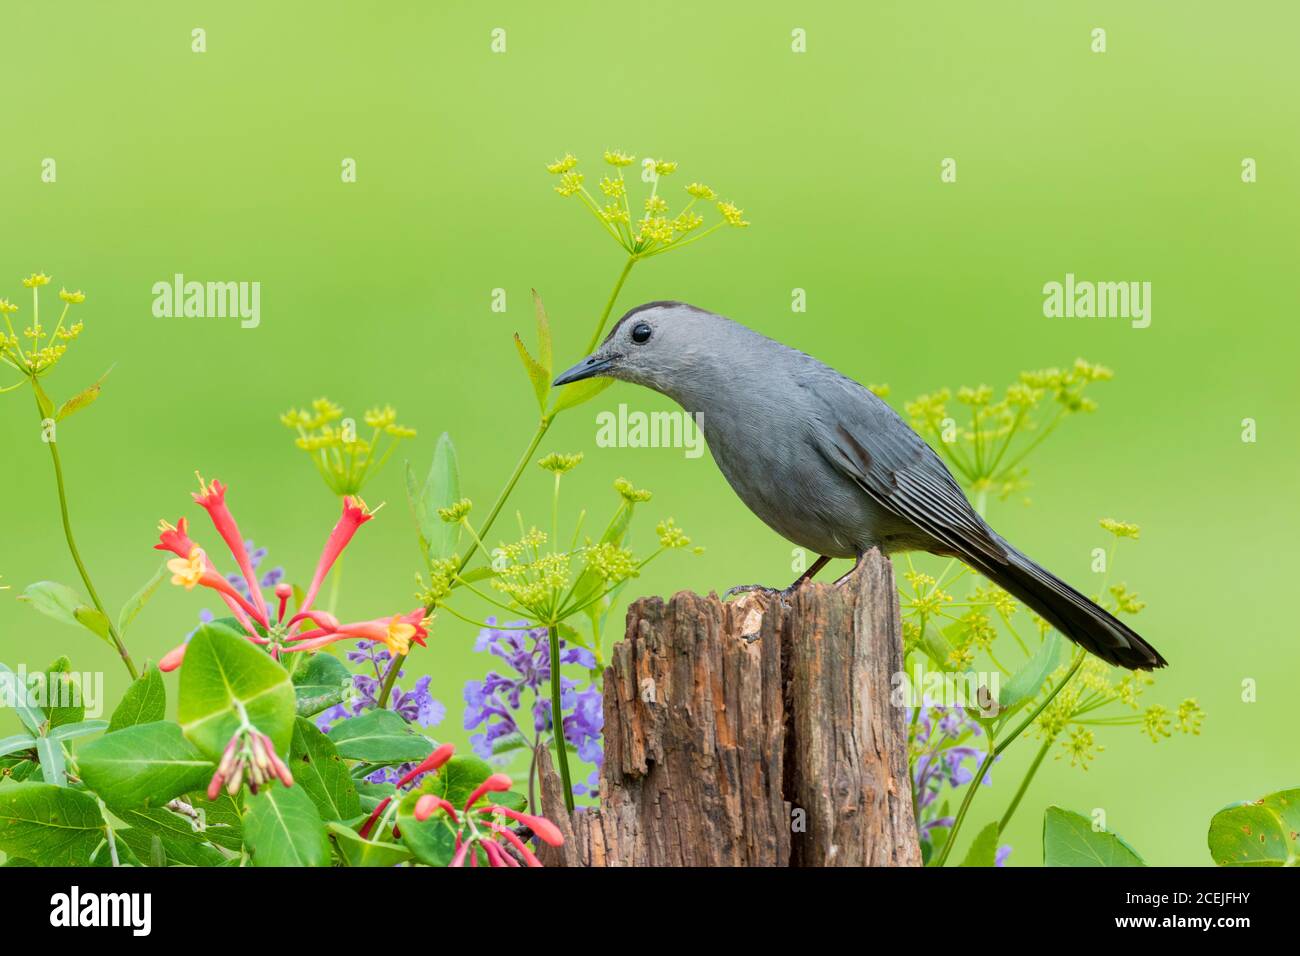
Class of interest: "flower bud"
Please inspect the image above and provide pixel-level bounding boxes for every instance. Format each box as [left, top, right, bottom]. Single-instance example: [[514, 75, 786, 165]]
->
[[463, 773, 512, 811]]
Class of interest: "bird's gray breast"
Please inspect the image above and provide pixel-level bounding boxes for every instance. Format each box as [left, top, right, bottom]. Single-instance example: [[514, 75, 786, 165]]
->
[[685, 366, 889, 559]]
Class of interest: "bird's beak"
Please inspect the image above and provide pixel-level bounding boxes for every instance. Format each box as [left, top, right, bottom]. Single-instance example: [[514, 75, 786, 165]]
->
[[552, 352, 620, 387]]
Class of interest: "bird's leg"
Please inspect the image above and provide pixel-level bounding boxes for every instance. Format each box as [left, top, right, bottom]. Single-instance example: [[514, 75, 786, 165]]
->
[[789, 554, 831, 590], [833, 551, 867, 588], [725, 554, 831, 599]]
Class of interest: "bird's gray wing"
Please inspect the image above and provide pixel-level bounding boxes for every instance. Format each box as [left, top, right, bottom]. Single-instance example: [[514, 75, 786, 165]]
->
[[812, 377, 1009, 566]]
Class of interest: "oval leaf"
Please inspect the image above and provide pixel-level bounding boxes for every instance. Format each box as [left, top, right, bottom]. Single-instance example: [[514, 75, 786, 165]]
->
[[178, 623, 295, 761], [241, 784, 330, 867], [78, 721, 215, 809], [1043, 806, 1145, 867]]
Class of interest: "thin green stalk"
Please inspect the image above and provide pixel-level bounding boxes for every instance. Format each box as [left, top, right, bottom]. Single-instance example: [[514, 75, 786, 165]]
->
[[376, 260, 638, 710], [935, 654, 1083, 866], [38, 390, 138, 679], [998, 735, 1053, 833], [583, 256, 636, 355], [548, 623, 575, 813]]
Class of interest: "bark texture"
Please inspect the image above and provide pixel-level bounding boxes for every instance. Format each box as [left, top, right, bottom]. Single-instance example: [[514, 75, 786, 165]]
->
[[538, 548, 920, 867]]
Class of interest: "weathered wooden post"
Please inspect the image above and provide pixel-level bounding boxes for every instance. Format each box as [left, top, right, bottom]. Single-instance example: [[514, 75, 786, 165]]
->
[[539, 548, 920, 866]]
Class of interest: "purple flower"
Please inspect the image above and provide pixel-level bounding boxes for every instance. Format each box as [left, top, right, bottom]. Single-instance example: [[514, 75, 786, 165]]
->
[[463, 618, 603, 790]]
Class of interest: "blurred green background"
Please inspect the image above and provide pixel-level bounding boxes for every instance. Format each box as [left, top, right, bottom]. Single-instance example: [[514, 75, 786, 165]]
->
[[1, 1, 1295, 865]]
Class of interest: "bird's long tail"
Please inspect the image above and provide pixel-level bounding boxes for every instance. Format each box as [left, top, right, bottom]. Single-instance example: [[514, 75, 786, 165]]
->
[[972, 539, 1167, 671]]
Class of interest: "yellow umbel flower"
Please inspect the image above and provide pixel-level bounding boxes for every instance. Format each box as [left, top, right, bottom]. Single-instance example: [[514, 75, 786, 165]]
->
[[58, 289, 86, 304], [546, 153, 578, 174], [22, 273, 51, 288], [717, 201, 750, 227], [438, 498, 473, 523], [655, 518, 691, 550], [1100, 518, 1141, 539], [685, 182, 716, 200], [554, 171, 585, 196], [613, 477, 652, 503], [603, 149, 635, 167], [537, 452, 583, 474]]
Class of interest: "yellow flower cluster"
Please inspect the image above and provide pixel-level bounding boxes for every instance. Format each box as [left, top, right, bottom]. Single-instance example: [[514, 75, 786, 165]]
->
[[280, 397, 416, 496], [545, 150, 750, 259], [1, 274, 90, 378]]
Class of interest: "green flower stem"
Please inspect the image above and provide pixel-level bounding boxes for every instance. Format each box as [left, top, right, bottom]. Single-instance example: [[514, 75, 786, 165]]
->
[[376, 260, 638, 711], [997, 734, 1054, 833], [36, 389, 138, 680], [583, 256, 636, 355], [548, 623, 575, 813], [935, 653, 1083, 866]]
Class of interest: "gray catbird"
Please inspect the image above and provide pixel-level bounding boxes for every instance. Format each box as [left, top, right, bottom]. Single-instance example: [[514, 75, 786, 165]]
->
[[553, 300, 1166, 671]]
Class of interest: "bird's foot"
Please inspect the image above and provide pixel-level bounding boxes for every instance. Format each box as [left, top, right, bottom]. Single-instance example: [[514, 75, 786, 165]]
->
[[724, 583, 778, 600]]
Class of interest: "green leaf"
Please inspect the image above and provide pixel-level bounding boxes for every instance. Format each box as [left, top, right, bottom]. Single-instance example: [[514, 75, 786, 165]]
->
[[184, 791, 244, 851], [531, 289, 553, 380], [116, 826, 226, 867], [78, 721, 215, 809], [514, 334, 550, 413], [0, 734, 36, 759], [108, 665, 166, 732], [42, 657, 84, 729], [0, 783, 106, 866], [178, 622, 295, 761], [325, 710, 432, 764], [1208, 788, 1300, 866], [420, 753, 495, 810], [1, 756, 39, 783], [998, 633, 1064, 718], [1042, 806, 1146, 867], [289, 718, 360, 822], [958, 821, 1001, 866], [0, 662, 46, 734], [55, 368, 111, 421], [291, 653, 352, 718], [407, 432, 461, 561], [396, 780, 460, 866], [35, 737, 66, 786], [327, 821, 413, 867], [18, 581, 114, 648], [117, 561, 169, 636], [32, 378, 54, 418], [48, 719, 108, 742], [553, 375, 613, 414], [241, 784, 330, 867]]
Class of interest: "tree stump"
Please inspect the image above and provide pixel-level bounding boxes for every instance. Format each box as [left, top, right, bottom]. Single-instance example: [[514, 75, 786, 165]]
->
[[538, 547, 920, 867]]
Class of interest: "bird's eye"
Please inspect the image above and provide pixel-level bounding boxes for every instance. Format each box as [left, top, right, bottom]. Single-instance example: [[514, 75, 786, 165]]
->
[[631, 322, 652, 344]]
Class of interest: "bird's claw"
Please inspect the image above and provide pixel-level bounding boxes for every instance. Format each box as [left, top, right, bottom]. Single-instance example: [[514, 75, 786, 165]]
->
[[724, 583, 777, 600]]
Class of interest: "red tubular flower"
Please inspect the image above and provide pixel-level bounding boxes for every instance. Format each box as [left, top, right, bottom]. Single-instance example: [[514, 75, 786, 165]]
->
[[160, 643, 188, 673], [154, 483, 430, 671], [485, 806, 565, 847], [358, 797, 392, 841], [398, 742, 455, 788], [192, 475, 268, 622], [463, 773, 513, 812], [449, 836, 470, 868], [302, 496, 374, 611], [482, 840, 518, 868], [413, 793, 458, 824], [489, 822, 543, 867]]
